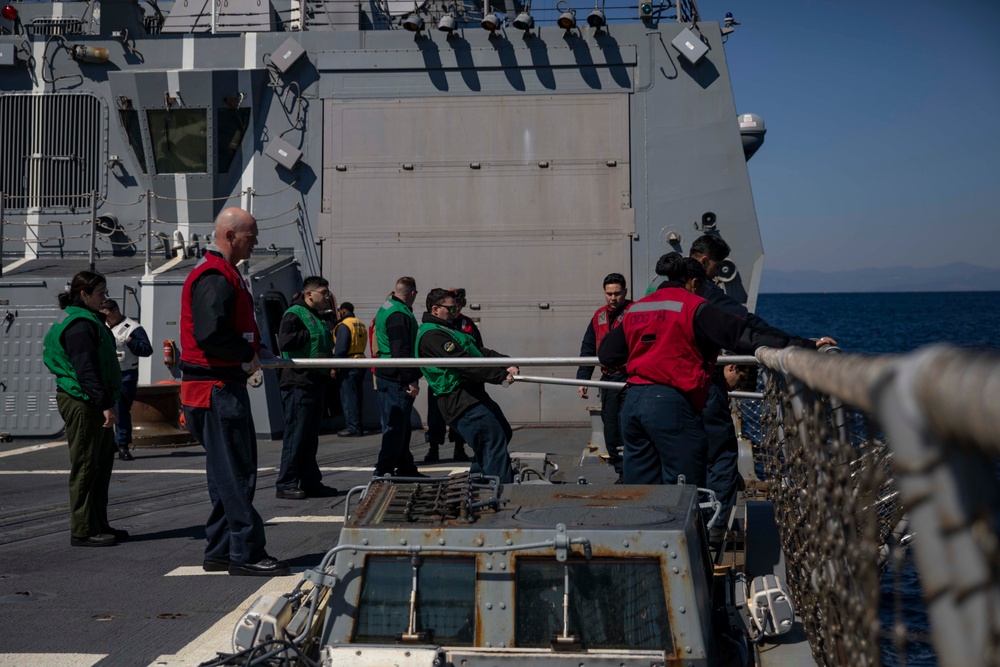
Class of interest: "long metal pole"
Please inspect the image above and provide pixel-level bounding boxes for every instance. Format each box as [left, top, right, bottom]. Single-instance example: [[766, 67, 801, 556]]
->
[[0, 192, 5, 277], [145, 190, 152, 275], [260, 357, 601, 369], [89, 190, 97, 272], [514, 374, 622, 390], [261, 354, 760, 370]]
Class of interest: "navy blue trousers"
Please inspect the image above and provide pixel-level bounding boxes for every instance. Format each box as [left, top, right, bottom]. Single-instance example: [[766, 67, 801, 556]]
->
[[620, 384, 707, 486], [374, 376, 417, 476], [703, 381, 739, 522], [452, 397, 514, 484], [426, 391, 447, 446], [114, 370, 138, 447], [338, 368, 365, 435], [277, 384, 324, 492], [599, 371, 628, 476], [184, 383, 267, 565]]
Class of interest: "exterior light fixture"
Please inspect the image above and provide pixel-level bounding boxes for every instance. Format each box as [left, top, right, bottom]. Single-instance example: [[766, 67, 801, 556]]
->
[[481, 1, 501, 32], [512, 12, 533, 30], [638, 0, 653, 20], [556, 1, 576, 30], [403, 12, 424, 31], [437, 12, 456, 33], [403, 0, 424, 32], [586, 7, 605, 29], [512, 0, 533, 31], [721, 11, 740, 36], [1, 4, 17, 21]]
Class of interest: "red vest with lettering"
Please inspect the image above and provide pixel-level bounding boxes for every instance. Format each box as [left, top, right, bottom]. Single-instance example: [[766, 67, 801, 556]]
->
[[180, 251, 260, 369], [592, 300, 631, 376], [622, 287, 712, 408]]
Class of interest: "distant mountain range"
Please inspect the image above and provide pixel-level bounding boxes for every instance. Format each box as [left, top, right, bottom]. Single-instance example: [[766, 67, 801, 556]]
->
[[759, 262, 1000, 293]]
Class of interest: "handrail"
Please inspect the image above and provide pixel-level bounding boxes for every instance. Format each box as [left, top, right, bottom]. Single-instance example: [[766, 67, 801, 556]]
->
[[754, 343, 1000, 667], [261, 353, 756, 370]]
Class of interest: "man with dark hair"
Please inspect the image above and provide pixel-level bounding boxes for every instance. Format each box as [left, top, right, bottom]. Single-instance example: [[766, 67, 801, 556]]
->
[[334, 301, 367, 438], [424, 287, 474, 463], [372, 277, 423, 477], [687, 234, 836, 527], [99, 298, 153, 461], [275, 276, 339, 499], [180, 207, 289, 576], [688, 235, 732, 280], [416, 288, 518, 484], [577, 273, 632, 481]]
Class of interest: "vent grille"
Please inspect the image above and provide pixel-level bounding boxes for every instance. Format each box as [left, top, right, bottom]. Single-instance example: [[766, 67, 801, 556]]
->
[[0, 93, 103, 211], [24, 18, 85, 36]]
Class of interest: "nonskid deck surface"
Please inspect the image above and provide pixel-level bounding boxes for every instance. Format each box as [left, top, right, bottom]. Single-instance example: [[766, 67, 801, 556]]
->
[[0, 426, 596, 666]]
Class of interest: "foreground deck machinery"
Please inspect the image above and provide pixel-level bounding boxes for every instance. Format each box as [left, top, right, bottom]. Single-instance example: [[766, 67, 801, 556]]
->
[[235, 473, 751, 666]]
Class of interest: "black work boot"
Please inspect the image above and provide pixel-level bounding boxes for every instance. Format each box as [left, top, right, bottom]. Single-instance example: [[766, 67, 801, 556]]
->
[[423, 444, 440, 463], [118, 445, 135, 461], [452, 444, 470, 462]]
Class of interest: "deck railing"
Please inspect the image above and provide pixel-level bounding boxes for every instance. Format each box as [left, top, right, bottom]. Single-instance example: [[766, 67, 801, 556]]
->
[[752, 344, 1000, 667]]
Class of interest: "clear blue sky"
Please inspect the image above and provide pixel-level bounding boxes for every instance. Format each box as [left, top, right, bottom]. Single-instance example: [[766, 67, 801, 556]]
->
[[720, 0, 1000, 272]]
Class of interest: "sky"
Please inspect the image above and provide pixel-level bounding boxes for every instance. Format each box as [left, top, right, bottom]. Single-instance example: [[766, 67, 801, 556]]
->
[[719, 0, 1000, 272]]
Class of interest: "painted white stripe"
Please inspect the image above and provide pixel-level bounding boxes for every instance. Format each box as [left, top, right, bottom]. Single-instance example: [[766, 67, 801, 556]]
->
[[0, 655, 105, 667], [0, 466, 466, 476], [182, 35, 195, 70], [164, 566, 228, 577], [0, 257, 33, 273], [150, 574, 297, 665], [150, 253, 189, 275], [173, 174, 189, 240], [267, 515, 344, 523], [243, 32, 257, 70], [0, 469, 209, 475], [166, 70, 180, 99], [0, 440, 67, 458]]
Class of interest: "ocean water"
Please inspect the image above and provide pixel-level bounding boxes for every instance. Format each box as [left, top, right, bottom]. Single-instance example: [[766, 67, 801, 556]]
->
[[752, 291, 1000, 665], [755, 291, 1000, 354]]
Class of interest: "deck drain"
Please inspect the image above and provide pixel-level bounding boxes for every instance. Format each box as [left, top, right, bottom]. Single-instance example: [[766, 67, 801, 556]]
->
[[157, 613, 189, 620]]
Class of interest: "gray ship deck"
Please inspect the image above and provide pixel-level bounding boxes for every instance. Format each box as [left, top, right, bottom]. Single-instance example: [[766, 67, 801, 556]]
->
[[0, 425, 813, 666], [0, 426, 594, 665]]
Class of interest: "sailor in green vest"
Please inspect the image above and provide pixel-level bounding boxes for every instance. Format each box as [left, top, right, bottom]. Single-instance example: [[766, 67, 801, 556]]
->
[[275, 276, 339, 499], [372, 276, 424, 477], [42, 270, 125, 547], [416, 288, 519, 484]]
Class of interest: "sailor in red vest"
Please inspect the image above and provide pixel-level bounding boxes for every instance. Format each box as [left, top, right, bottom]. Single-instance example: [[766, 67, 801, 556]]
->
[[576, 273, 632, 482], [179, 207, 289, 577], [598, 253, 822, 486]]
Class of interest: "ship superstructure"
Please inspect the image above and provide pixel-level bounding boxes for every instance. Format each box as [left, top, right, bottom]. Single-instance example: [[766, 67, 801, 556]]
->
[[0, 0, 764, 438]]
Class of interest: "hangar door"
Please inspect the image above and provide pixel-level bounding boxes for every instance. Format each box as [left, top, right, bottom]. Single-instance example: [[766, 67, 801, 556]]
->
[[320, 94, 633, 424]]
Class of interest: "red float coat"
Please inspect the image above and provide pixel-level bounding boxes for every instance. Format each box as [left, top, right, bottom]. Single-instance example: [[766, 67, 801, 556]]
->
[[591, 301, 630, 376], [180, 251, 261, 370], [621, 286, 712, 409]]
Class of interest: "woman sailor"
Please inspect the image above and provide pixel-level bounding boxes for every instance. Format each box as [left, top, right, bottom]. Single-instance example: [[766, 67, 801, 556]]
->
[[43, 271, 126, 547]]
